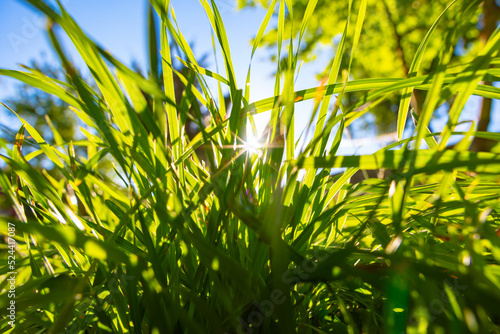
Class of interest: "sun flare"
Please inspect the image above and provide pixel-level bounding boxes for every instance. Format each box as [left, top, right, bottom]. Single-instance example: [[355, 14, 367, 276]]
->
[[243, 132, 264, 157]]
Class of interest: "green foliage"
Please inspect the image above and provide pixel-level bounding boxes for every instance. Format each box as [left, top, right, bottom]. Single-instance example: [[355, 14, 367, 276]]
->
[[1, 0, 500, 333], [6, 63, 76, 135], [239, 0, 490, 134], [0, 62, 79, 166]]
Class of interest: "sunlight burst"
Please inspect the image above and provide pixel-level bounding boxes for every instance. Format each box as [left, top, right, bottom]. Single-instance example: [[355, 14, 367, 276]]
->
[[243, 132, 264, 158]]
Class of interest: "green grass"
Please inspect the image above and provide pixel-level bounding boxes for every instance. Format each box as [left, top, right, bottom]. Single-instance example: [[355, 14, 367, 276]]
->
[[1, 0, 500, 333]]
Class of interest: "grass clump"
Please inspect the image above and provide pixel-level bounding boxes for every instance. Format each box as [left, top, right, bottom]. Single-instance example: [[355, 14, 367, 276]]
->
[[1, 0, 500, 333]]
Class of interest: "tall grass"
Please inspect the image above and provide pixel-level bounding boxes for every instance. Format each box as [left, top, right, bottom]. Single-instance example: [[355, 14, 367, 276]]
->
[[1, 0, 500, 333]]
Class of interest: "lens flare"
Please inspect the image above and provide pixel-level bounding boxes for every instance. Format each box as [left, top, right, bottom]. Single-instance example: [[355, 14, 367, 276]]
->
[[244, 132, 263, 157]]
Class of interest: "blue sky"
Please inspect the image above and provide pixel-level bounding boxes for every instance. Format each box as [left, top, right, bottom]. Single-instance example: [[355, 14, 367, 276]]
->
[[0, 0, 280, 99], [0, 0, 340, 153], [0, 0, 339, 101], [0, 0, 498, 156]]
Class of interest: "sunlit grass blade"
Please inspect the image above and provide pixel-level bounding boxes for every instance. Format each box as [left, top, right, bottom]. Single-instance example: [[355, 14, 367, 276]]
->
[[397, 0, 456, 140], [244, 0, 278, 102], [294, 149, 500, 174]]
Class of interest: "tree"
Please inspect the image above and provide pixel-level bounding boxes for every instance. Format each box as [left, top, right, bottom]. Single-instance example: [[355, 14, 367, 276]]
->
[[0, 61, 80, 170], [1, 54, 215, 172], [239, 0, 498, 147], [471, 0, 500, 151]]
